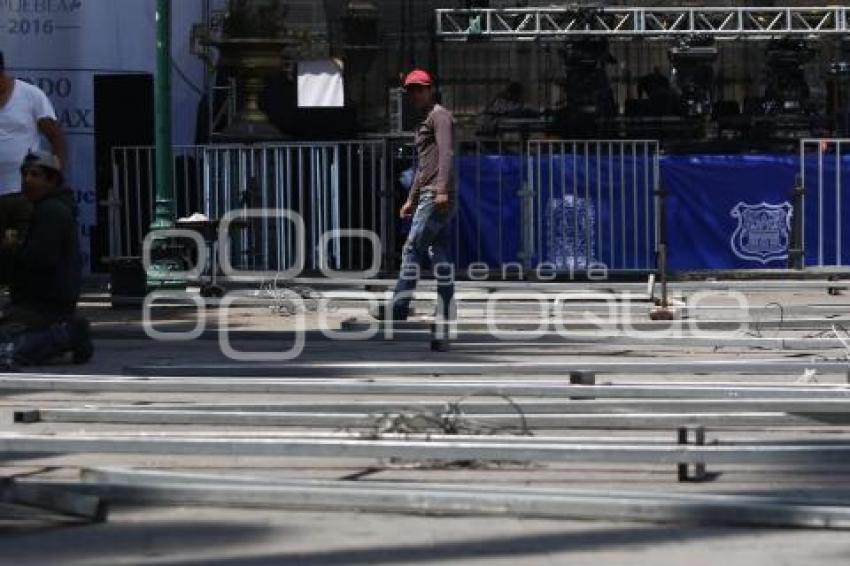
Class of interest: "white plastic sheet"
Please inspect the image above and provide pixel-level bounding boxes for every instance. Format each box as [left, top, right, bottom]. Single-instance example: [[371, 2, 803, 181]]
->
[[297, 60, 345, 108]]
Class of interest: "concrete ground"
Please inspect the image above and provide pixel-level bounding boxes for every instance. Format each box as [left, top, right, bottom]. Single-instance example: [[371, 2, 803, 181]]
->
[[3, 283, 850, 564]]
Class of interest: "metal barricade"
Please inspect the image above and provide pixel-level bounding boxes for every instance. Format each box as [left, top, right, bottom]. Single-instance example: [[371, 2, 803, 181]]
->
[[382, 134, 416, 272], [109, 145, 205, 262], [800, 139, 850, 268], [526, 140, 661, 273], [108, 138, 661, 279], [451, 139, 525, 271], [109, 141, 387, 275]]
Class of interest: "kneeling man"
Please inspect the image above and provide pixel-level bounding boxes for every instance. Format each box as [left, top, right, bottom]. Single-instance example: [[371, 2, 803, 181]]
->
[[0, 151, 92, 366]]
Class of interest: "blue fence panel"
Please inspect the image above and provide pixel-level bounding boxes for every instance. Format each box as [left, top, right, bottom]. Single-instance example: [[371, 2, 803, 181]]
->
[[446, 150, 848, 272], [453, 153, 524, 269], [528, 149, 656, 271]]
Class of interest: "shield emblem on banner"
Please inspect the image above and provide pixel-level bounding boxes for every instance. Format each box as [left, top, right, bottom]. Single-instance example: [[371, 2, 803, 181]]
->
[[730, 201, 793, 264]]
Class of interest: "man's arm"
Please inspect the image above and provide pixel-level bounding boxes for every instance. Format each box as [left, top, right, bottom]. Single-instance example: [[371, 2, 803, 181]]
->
[[433, 110, 455, 196], [38, 118, 67, 172]]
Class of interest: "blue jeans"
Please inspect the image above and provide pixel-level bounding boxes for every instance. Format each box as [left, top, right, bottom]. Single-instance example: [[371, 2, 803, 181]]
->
[[391, 190, 455, 324], [0, 306, 73, 366]]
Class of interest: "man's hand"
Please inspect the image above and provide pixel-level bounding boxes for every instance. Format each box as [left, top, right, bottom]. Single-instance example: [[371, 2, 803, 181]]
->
[[434, 191, 450, 212], [400, 199, 415, 219], [0, 230, 19, 253]]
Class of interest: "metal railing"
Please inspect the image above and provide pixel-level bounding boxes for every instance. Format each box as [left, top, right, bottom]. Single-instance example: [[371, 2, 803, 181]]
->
[[109, 141, 387, 274], [451, 139, 525, 271], [108, 138, 661, 278], [800, 139, 850, 267], [526, 140, 661, 272]]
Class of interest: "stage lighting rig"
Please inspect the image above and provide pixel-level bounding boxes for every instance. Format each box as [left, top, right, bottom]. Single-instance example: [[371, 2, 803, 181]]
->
[[668, 35, 718, 119], [556, 37, 617, 136], [759, 38, 816, 116], [826, 39, 850, 135]]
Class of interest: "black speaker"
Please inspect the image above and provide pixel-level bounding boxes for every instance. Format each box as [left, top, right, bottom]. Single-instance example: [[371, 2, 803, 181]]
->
[[93, 73, 154, 272]]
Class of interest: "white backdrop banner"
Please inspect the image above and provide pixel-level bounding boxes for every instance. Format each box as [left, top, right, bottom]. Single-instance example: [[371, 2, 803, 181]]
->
[[0, 0, 209, 272]]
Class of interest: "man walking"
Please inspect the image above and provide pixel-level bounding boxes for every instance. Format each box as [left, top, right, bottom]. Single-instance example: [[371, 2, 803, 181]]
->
[[0, 50, 67, 245], [376, 69, 456, 352]]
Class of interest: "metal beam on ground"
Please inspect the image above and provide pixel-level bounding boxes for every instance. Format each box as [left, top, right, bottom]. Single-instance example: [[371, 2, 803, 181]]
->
[[4, 434, 850, 465], [333, 330, 847, 350], [0, 481, 107, 522], [20, 468, 847, 529], [131, 327, 843, 350], [6, 376, 850, 398], [11, 408, 844, 428], [99, 329, 850, 350], [122, 359, 850, 378], [70, 432, 680, 444], [341, 318, 850, 332], [576, 304, 850, 316], [47, 399, 850, 415], [77, 467, 850, 504]]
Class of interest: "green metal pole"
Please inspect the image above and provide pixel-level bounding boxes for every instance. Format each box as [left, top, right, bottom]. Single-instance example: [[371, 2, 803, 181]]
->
[[146, 0, 184, 290], [151, 0, 174, 231]]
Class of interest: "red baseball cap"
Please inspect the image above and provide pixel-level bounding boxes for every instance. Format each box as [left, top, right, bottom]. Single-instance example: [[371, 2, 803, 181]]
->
[[403, 69, 433, 89]]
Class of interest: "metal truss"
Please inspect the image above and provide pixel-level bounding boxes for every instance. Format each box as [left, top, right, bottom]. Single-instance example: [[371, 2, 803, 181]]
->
[[436, 6, 850, 40]]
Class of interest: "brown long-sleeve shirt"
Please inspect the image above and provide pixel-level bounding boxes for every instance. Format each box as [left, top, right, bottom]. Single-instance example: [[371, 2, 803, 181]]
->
[[408, 104, 455, 205]]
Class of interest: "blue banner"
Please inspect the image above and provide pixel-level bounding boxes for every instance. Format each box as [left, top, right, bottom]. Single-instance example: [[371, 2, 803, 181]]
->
[[453, 152, 850, 271], [453, 154, 524, 269], [454, 153, 656, 270], [664, 154, 850, 270], [663, 154, 799, 270]]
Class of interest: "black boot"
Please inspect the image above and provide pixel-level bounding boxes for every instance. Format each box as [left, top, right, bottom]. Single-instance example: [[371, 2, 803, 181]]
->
[[68, 318, 94, 364], [430, 318, 454, 353], [370, 304, 410, 322]]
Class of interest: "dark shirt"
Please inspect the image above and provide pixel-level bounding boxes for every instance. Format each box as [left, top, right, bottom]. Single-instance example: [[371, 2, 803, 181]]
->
[[409, 104, 455, 205], [11, 189, 80, 319]]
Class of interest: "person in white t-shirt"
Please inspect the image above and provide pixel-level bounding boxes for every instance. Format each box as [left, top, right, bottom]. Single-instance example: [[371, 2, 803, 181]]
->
[[0, 50, 67, 256]]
